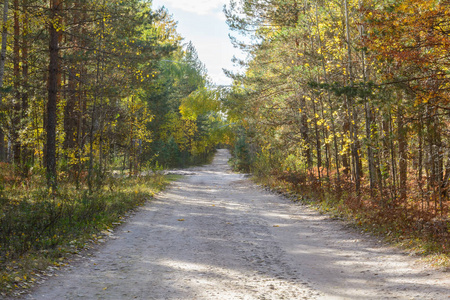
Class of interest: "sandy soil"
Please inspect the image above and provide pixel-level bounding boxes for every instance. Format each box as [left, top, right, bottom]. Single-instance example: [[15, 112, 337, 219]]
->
[[16, 149, 449, 299]]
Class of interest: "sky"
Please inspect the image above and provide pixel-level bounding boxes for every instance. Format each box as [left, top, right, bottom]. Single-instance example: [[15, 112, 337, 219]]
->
[[151, 0, 241, 86]]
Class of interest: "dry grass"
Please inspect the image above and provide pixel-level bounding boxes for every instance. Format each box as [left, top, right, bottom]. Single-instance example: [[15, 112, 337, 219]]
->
[[0, 168, 178, 297], [252, 168, 450, 270]]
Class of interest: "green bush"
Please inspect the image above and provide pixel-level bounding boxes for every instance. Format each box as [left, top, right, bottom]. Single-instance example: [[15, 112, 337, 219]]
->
[[232, 134, 252, 172]]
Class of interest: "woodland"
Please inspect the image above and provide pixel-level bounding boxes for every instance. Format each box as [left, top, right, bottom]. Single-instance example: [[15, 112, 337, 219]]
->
[[0, 0, 450, 295], [0, 0, 228, 293], [225, 0, 449, 263]]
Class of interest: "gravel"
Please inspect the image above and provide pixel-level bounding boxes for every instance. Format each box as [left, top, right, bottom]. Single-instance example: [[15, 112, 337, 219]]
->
[[18, 149, 450, 300]]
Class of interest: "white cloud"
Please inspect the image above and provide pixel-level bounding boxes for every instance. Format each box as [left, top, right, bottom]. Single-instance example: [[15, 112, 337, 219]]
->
[[159, 0, 225, 16], [152, 0, 242, 85]]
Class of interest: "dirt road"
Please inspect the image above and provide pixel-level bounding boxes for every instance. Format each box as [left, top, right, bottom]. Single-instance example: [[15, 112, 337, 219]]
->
[[22, 149, 449, 299]]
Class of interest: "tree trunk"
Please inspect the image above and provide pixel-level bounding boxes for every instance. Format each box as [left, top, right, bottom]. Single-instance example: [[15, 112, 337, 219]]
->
[[389, 113, 397, 203], [344, 0, 360, 193], [312, 95, 321, 180], [46, 0, 61, 189], [441, 148, 450, 198], [21, 0, 29, 173], [418, 114, 424, 211], [0, 0, 8, 88], [381, 114, 391, 206], [300, 95, 311, 168], [418, 114, 423, 181], [0, 0, 9, 162], [342, 118, 351, 176], [12, 0, 21, 165], [398, 107, 407, 202], [64, 68, 78, 149], [64, 0, 79, 151]]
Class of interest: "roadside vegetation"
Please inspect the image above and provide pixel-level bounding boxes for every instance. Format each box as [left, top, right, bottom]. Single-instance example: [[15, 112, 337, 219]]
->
[[0, 171, 178, 297], [225, 0, 450, 269], [249, 165, 449, 269]]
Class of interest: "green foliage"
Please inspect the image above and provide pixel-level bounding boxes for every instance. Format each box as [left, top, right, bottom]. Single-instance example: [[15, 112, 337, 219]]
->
[[153, 137, 183, 168], [308, 81, 377, 99], [143, 42, 231, 169], [231, 132, 252, 172]]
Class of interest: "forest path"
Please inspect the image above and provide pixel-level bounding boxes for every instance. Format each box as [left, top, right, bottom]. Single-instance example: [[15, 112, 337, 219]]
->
[[22, 149, 449, 300]]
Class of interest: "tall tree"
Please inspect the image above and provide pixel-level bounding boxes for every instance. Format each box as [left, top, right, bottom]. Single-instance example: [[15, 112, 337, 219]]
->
[[0, 0, 9, 162], [46, 0, 61, 189]]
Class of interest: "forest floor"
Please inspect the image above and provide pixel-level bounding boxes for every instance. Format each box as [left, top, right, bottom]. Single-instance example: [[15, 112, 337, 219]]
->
[[13, 149, 450, 300]]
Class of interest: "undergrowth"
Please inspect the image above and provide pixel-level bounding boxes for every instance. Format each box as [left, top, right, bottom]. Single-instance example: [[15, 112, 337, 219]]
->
[[250, 171, 450, 270], [0, 172, 178, 297]]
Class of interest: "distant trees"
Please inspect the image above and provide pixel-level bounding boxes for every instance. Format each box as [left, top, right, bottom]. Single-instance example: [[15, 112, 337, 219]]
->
[[225, 0, 449, 228], [145, 42, 228, 168]]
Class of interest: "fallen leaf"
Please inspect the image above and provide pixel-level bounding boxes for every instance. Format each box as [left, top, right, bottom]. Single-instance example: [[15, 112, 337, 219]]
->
[[178, 219, 185, 221]]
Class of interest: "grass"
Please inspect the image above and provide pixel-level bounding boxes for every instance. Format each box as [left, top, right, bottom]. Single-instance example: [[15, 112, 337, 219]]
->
[[0, 171, 179, 297]]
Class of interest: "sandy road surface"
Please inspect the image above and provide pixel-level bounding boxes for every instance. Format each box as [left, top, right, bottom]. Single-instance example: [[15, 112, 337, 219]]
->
[[19, 149, 449, 299]]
